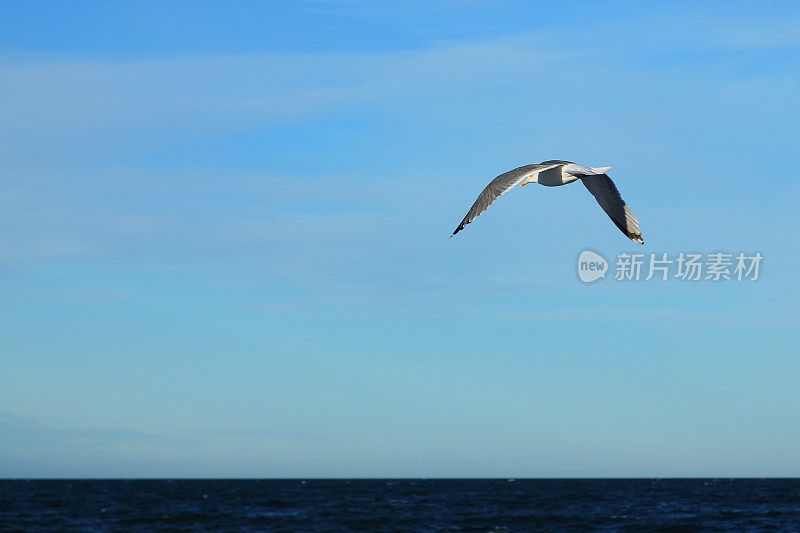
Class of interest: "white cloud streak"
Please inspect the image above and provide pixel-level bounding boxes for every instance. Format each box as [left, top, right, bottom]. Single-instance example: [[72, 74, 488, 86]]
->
[[1, 17, 797, 271]]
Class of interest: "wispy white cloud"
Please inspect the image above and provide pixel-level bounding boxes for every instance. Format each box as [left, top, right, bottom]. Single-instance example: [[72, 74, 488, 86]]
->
[[1, 13, 796, 164], [2, 17, 798, 276], [0, 37, 566, 145], [0, 410, 192, 476], [0, 410, 329, 477]]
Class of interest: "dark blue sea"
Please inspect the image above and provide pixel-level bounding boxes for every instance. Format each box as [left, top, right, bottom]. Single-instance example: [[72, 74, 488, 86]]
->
[[2, 479, 799, 531]]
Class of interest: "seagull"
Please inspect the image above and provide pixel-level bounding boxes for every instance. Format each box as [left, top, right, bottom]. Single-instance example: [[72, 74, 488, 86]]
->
[[451, 160, 644, 244]]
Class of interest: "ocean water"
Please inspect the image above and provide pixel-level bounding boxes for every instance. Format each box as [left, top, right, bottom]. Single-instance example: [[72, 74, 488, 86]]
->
[[1, 479, 799, 531]]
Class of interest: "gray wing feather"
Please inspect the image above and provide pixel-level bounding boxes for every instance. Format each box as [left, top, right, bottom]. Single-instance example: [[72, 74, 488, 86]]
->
[[451, 163, 556, 237], [580, 175, 644, 244]]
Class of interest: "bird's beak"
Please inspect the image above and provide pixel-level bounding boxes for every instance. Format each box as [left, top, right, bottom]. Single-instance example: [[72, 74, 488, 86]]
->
[[520, 179, 529, 187]]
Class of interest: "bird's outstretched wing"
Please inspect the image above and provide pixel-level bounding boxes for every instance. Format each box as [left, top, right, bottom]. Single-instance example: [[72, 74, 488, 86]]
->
[[451, 163, 560, 237], [580, 174, 644, 244]]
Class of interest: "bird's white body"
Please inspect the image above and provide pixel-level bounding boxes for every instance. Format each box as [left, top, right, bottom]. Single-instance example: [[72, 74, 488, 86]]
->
[[525, 164, 612, 187]]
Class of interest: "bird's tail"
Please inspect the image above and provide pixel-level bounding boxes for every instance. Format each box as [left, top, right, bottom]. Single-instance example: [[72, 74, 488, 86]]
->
[[563, 164, 612, 176], [589, 166, 612, 174]]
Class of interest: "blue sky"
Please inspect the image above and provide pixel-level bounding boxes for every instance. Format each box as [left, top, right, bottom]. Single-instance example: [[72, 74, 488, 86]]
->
[[1, 1, 799, 478]]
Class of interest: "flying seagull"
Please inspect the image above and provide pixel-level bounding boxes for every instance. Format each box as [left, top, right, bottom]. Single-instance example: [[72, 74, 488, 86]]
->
[[451, 160, 644, 244]]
